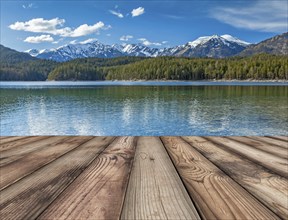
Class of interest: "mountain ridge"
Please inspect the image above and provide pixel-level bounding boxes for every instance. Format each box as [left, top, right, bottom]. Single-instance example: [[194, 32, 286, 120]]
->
[[25, 34, 252, 61], [23, 33, 287, 62], [239, 32, 288, 56]]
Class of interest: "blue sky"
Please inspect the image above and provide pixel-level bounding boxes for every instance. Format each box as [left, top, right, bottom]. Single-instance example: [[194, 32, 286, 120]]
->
[[1, 0, 287, 51]]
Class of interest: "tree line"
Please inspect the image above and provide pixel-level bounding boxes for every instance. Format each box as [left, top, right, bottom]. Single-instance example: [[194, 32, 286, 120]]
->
[[1, 54, 287, 81]]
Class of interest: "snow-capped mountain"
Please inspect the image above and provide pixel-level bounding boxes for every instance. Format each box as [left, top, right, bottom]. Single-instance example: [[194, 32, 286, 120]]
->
[[171, 35, 251, 58], [32, 41, 124, 62], [121, 44, 160, 57], [26, 34, 251, 61], [25, 49, 40, 57]]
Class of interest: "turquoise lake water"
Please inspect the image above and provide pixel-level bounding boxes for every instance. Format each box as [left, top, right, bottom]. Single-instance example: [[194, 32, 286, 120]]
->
[[1, 81, 287, 136]]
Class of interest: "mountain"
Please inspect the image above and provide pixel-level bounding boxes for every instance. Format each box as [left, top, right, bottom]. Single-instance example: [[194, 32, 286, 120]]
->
[[121, 44, 160, 57], [170, 35, 250, 58], [239, 32, 288, 56], [0, 45, 57, 81], [26, 41, 124, 62], [1, 44, 37, 64], [26, 34, 251, 61]]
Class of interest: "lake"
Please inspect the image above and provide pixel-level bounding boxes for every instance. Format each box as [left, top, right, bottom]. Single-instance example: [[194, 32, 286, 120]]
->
[[0, 81, 287, 136]]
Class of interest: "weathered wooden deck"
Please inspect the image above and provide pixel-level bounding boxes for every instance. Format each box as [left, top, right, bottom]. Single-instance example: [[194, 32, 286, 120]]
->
[[0, 136, 287, 219]]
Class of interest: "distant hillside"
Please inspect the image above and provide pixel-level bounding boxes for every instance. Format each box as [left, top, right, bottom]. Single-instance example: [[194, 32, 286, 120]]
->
[[0, 44, 37, 64], [239, 32, 288, 56], [48, 54, 288, 81], [47, 57, 146, 80], [0, 44, 57, 81], [0, 42, 287, 81]]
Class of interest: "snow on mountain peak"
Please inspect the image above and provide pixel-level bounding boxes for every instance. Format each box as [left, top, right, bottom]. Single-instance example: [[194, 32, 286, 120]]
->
[[188, 34, 250, 48], [221, 34, 250, 46], [25, 34, 251, 61], [25, 49, 40, 57], [188, 36, 213, 47]]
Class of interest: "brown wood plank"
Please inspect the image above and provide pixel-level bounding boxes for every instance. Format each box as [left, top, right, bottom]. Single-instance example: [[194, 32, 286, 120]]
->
[[0, 136, 29, 144], [0, 136, 115, 220], [249, 136, 288, 149], [38, 137, 137, 220], [161, 136, 280, 220], [206, 137, 288, 178], [227, 136, 288, 159], [0, 136, 49, 152], [121, 137, 200, 220], [0, 136, 93, 190], [0, 136, 72, 166], [182, 136, 288, 219], [268, 136, 288, 142]]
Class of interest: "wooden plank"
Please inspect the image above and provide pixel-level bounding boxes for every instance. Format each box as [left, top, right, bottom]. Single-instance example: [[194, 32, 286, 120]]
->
[[0, 136, 29, 144], [227, 136, 288, 159], [182, 136, 288, 219], [121, 137, 200, 220], [206, 137, 288, 178], [249, 136, 288, 149], [269, 136, 288, 142], [0, 136, 115, 220], [0, 136, 93, 190], [0, 136, 49, 152], [38, 137, 137, 220], [161, 136, 280, 220], [0, 136, 72, 166]]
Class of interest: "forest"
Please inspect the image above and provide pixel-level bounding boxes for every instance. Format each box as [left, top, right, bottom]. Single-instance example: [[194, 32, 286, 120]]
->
[[0, 54, 287, 81]]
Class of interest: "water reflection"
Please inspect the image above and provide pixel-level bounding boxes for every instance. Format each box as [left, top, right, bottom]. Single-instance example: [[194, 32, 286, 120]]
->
[[0, 85, 287, 136]]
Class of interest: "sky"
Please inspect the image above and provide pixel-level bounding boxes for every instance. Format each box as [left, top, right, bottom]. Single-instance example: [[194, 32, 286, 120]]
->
[[1, 0, 287, 52]]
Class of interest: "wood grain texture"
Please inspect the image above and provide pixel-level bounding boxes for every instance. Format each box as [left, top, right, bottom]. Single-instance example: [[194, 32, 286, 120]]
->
[[206, 137, 288, 178], [0, 136, 92, 190], [0, 136, 31, 145], [249, 136, 288, 149], [0, 136, 114, 220], [161, 136, 280, 220], [0, 136, 71, 167], [182, 136, 288, 219], [227, 136, 288, 159], [269, 136, 288, 142], [0, 136, 49, 153], [38, 136, 137, 220], [121, 137, 200, 220]]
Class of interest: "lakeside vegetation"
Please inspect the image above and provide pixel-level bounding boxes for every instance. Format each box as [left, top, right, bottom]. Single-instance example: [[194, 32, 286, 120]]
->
[[1, 53, 287, 81]]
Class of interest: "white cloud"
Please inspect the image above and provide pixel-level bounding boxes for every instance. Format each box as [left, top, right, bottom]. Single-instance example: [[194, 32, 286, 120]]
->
[[106, 34, 111, 37], [9, 18, 109, 37], [131, 7, 145, 17], [162, 41, 168, 44], [109, 10, 124, 18], [66, 22, 105, 37], [80, 38, 97, 44], [164, 15, 184, 20], [10, 18, 66, 34], [211, 1, 288, 33], [22, 3, 34, 9], [138, 38, 162, 46], [120, 35, 133, 41], [24, 35, 54, 43], [69, 40, 77, 44]]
